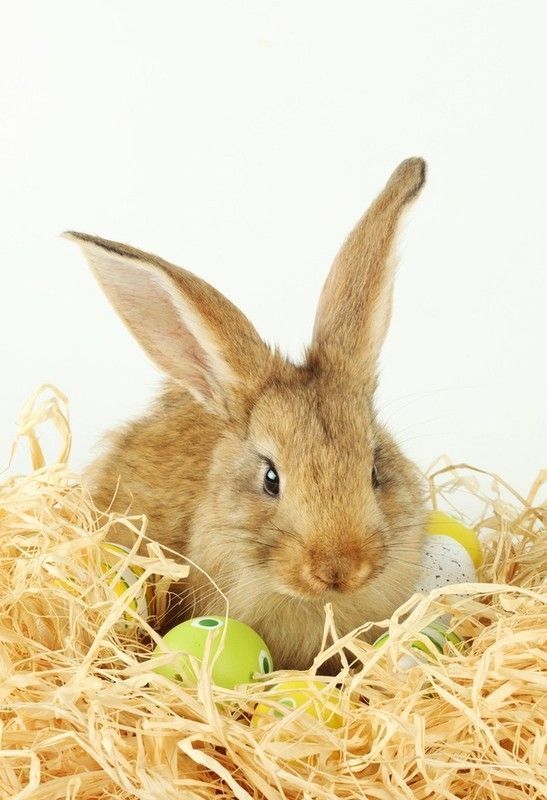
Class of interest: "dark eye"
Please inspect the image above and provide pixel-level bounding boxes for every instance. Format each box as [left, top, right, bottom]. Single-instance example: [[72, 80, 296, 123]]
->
[[371, 463, 380, 489], [263, 463, 280, 497]]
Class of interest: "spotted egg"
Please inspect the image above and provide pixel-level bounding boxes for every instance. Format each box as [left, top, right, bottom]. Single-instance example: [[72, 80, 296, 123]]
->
[[426, 511, 482, 568], [415, 534, 478, 594]]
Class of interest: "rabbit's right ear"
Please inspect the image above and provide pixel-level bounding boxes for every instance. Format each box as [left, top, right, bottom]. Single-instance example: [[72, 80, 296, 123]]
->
[[64, 232, 273, 418], [308, 158, 426, 391]]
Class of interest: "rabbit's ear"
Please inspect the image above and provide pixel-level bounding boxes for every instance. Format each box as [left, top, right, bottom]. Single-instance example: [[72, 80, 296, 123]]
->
[[64, 232, 272, 417], [308, 158, 426, 390]]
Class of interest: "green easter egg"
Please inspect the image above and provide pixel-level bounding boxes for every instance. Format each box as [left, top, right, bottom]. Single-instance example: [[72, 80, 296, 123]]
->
[[152, 616, 273, 689], [373, 621, 463, 660], [427, 620, 463, 650], [373, 632, 390, 648]]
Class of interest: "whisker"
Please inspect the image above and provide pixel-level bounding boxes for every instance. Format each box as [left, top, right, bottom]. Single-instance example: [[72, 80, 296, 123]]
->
[[251, 591, 289, 629], [376, 386, 464, 420], [265, 523, 303, 544], [388, 558, 428, 570], [222, 535, 278, 551], [164, 569, 274, 618], [212, 524, 279, 551], [379, 522, 427, 534]]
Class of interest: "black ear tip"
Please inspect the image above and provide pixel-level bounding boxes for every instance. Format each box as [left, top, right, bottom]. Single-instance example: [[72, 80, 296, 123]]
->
[[62, 231, 141, 261], [410, 157, 427, 183], [398, 156, 426, 174], [62, 230, 101, 246], [388, 157, 427, 201], [414, 157, 427, 185], [61, 230, 82, 241]]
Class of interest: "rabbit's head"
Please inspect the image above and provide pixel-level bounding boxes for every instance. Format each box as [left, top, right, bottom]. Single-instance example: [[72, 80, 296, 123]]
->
[[67, 158, 427, 643]]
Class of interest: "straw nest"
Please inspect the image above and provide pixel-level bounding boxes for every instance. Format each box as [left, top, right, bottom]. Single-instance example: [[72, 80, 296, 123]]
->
[[1, 386, 545, 800]]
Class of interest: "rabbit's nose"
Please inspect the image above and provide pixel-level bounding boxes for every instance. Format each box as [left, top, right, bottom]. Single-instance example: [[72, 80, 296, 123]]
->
[[312, 562, 344, 589], [310, 554, 371, 592]]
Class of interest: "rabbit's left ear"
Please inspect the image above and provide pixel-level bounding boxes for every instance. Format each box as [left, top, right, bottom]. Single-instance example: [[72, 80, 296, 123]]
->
[[64, 232, 274, 418], [308, 158, 426, 390]]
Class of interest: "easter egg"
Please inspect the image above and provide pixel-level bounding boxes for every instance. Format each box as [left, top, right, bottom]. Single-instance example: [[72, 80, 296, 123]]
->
[[152, 616, 273, 689], [49, 541, 149, 627], [416, 534, 477, 594], [426, 511, 482, 568], [100, 542, 149, 622], [373, 620, 463, 671], [251, 680, 344, 729]]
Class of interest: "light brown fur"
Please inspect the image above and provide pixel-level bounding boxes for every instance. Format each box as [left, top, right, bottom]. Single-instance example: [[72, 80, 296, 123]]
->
[[67, 158, 427, 672]]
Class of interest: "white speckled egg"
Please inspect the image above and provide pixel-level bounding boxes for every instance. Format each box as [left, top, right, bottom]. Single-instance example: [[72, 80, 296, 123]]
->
[[415, 534, 477, 594]]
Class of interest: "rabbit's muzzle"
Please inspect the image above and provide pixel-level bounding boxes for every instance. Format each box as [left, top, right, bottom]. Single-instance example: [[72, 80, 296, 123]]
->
[[284, 541, 378, 598]]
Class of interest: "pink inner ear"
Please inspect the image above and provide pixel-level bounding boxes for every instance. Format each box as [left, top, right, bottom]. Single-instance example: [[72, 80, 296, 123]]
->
[[87, 251, 217, 403]]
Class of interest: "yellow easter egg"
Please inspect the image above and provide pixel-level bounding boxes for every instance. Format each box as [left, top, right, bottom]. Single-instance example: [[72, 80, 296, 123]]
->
[[251, 680, 344, 730], [100, 542, 149, 622], [48, 543, 150, 629], [426, 511, 482, 568], [52, 573, 82, 597]]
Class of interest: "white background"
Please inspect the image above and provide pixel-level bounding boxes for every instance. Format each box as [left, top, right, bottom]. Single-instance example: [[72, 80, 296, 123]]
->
[[1, 1, 545, 493]]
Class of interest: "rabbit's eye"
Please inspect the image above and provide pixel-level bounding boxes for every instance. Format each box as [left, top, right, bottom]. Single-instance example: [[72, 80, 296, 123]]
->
[[263, 463, 280, 497], [371, 464, 380, 489]]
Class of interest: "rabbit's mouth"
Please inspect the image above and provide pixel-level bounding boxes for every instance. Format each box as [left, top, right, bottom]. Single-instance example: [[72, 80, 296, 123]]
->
[[269, 528, 386, 600], [280, 556, 376, 599]]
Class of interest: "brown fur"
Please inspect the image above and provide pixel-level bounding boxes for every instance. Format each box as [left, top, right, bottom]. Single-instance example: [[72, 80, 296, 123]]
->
[[66, 158, 427, 671]]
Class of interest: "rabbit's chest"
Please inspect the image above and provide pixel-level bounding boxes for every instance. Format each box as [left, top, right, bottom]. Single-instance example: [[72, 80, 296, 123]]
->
[[238, 592, 378, 672]]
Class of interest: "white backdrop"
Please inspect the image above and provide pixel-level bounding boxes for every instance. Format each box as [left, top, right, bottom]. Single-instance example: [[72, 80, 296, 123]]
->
[[1, 1, 545, 493]]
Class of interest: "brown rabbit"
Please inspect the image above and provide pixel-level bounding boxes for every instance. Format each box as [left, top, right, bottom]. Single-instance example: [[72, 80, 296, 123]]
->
[[66, 157, 427, 671]]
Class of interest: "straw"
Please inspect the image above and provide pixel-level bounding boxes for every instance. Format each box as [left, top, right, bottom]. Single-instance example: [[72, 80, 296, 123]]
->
[[0, 386, 545, 799]]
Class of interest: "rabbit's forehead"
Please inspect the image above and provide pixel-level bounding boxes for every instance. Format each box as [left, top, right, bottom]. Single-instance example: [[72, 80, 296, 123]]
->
[[248, 385, 375, 458]]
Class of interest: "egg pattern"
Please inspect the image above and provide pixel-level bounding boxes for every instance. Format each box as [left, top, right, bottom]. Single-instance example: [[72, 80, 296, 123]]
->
[[191, 617, 224, 630], [272, 697, 297, 719], [415, 534, 477, 594], [258, 648, 273, 675]]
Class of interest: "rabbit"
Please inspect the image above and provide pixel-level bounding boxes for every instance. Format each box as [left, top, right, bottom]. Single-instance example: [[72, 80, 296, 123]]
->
[[66, 157, 427, 672]]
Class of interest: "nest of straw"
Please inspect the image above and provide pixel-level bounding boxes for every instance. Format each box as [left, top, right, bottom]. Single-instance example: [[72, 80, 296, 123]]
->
[[1, 386, 545, 800]]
